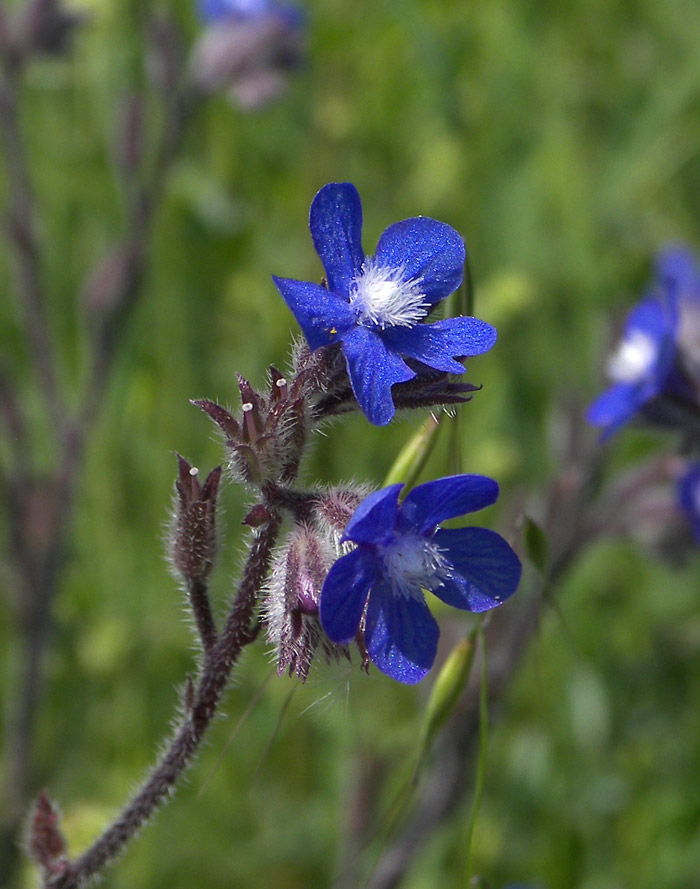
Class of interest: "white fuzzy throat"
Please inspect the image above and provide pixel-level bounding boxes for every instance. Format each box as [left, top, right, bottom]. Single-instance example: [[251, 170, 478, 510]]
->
[[607, 329, 658, 383], [350, 260, 429, 329], [382, 534, 447, 599]]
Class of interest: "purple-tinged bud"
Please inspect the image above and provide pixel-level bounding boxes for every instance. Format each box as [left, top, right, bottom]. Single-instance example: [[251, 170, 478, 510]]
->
[[27, 790, 68, 878], [243, 503, 274, 527], [264, 525, 347, 682], [312, 486, 368, 537], [172, 455, 221, 582], [191, 399, 241, 442], [194, 373, 312, 487]]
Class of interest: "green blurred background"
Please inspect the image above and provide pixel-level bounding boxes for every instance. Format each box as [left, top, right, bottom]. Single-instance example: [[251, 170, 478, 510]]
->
[[2, 0, 700, 887]]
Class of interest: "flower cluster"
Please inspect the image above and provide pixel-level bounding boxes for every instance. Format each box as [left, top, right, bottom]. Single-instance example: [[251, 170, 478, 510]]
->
[[587, 246, 700, 439], [225, 182, 521, 684]]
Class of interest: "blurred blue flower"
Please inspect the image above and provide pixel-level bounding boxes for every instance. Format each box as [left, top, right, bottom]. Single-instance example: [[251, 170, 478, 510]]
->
[[192, 0, 304, 109], [319, 475, 521, 683], [660, 246, 700, 380], [273, 183, 497, 425], [587, 246, 700, 439], [587, 294, 678, 437], [677, 462, 700, 545]]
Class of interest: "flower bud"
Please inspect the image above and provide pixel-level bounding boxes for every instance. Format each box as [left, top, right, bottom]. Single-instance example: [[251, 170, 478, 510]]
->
[[27, 790, 68, 878], [171, 456, 221, 583], [264, 525, 347, 682], [193, 369, 312, 487]]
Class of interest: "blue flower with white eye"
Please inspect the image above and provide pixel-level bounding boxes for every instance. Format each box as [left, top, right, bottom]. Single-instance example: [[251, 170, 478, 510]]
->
[[319, 475, 521, 684], [587, 293, 678, 438], [273, 183, 497, 426]]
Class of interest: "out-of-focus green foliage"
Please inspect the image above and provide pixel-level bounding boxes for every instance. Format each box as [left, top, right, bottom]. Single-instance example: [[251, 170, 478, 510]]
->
[[3, 0, 700, 887]]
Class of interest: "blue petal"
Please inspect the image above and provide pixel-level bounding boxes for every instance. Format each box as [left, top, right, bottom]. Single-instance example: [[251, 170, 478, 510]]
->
[[586, 381, 645, 437], [624, 295, 676, 345], [273, 276, 357, 350], [432, 527, 521, 612], [383, 317, 497, 374], [343, 484, 403, 546], [319, 546, 378, 644], [341, 326, 415, 425], [309, 183, 365, 295], [365, 581, 439, 683], [655, 246, 700, 305], [399, 475, 499, 534], [374, 217, 465, 306]]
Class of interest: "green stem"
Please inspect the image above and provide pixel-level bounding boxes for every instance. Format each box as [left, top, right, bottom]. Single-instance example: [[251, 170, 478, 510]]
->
[[464, 621, 488, 886]]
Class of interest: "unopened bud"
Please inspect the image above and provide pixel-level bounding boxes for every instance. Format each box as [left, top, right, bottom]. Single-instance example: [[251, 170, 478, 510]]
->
[[172, 455, 221, 582], [264, 525, 346, 682], [27, 790, 68, 877], [312, 486, 368, 537]]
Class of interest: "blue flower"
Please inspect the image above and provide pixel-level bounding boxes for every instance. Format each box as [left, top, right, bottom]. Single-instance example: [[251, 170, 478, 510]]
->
[[677, 462, 700, 545], [319, 475, 521, 684], [587, 294, 678, 437], [273, 183, 497, 426]]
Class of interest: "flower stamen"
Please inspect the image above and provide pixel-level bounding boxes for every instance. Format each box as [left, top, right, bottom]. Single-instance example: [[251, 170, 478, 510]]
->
[[350, 259, 428, 329]]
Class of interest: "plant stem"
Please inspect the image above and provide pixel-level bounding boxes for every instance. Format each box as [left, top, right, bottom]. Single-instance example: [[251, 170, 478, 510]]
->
[[50, 509, 282, 889]]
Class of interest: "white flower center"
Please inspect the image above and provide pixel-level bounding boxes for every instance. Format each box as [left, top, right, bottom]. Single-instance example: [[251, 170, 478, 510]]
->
[[607, 330, 658, 383], [350, 259, 429, 329], [382, 534, 448, 599]]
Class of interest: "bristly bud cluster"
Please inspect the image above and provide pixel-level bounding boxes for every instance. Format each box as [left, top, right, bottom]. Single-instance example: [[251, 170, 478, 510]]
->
[[193, 349, 345, 486], [264, 486, 367, 681], [172, 455, 221, 583], [26, 791, 68, 880]]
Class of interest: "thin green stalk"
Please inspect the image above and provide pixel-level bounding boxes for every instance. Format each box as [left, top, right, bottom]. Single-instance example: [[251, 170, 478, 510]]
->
[[463, 621, 488, 887]]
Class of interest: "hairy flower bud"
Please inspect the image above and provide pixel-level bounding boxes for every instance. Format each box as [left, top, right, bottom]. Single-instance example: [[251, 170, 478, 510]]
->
[[193, 366, 313, 487], [27, 790, 67, 879], [171, 456, 221, 583], [264, 525, 348, 682]]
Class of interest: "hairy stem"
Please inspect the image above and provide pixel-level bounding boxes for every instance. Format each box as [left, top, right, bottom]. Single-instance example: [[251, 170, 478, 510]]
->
[[50, 509, 282, 889], [187, 578, 219, 654]]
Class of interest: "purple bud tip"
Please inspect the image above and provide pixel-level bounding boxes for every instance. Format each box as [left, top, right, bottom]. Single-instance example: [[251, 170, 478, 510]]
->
[[28, 790, 67, 873], [191, 399, 241, 441], [172, 456, 221, 582]]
